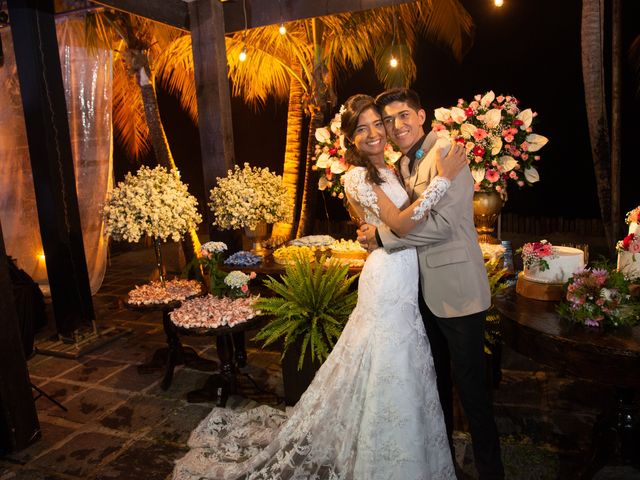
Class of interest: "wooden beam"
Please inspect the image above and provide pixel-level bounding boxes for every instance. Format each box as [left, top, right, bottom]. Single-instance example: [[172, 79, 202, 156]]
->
[[186, 0, 238, 248], [90, 0, 190, 31], [89, 0, 415, 32], [8, 0, 95, 335]]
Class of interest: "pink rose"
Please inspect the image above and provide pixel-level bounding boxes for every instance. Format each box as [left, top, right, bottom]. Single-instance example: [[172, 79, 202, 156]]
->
[[473, 183, 481, 192], [495, 185, 503, 193], [517, 181, 525, 187], [504, 135, 514, 143], [249, 271, 257, 279], [241, 284, 249, 293]]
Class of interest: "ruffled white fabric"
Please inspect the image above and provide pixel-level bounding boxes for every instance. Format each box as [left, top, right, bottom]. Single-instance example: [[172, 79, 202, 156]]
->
[[173, 166, 455, 480]]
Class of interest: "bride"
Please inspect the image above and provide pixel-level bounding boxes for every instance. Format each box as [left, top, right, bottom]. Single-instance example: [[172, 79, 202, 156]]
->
[[172, 94, 466, 480]]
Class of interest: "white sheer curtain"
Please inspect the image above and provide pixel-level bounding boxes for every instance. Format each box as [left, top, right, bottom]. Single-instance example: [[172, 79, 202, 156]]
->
[[0, 15, 112, 295]]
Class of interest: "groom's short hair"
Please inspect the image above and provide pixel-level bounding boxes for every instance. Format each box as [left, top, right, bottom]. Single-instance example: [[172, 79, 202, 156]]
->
[[375, 88, 422, 112]]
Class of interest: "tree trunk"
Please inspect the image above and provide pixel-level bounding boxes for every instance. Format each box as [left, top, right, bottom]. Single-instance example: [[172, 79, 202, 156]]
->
[[581, 0, 613, 250], [611, 0, 621, 241], [296, 109, 324, 238], [273, 77, 305, 240], [138, 65, 200, 258]]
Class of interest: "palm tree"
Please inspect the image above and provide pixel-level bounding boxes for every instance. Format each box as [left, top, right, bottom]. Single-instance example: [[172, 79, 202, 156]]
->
[[157, 0, 473, 239], [85, 11, 201, 255]]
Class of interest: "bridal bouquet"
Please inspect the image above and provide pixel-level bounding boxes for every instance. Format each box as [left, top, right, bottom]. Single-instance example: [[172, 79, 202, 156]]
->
[[431, 91, 548, 197], [102, 165, 202, 243], [209, 163, 292, 230], [557, 267, 640, 329], [312, 107, 402, 198]]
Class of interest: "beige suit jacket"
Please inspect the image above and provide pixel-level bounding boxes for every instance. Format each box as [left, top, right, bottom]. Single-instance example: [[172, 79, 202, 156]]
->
[[378, 131, 491, 318]]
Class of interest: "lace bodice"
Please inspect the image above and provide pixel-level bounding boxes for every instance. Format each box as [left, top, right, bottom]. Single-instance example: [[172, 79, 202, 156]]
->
[[343, 167, 408, 226]]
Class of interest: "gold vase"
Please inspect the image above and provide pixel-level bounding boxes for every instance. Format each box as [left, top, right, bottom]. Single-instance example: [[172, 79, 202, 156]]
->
[[473, 192, 504, 244], [243, 221, 273, 255]]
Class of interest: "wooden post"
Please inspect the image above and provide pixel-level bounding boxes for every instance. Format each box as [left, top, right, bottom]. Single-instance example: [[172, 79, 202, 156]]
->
[[7, 0, 95, 335], [186, 0, 237, 244], [0, 220, 40, 453]]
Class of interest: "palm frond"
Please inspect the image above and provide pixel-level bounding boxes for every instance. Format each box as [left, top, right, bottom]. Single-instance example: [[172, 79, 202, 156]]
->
[[112, 48, 150, 159]]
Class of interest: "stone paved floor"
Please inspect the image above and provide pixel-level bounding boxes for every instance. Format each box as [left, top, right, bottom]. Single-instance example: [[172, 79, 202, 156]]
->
[[1, 243, 639, 480]]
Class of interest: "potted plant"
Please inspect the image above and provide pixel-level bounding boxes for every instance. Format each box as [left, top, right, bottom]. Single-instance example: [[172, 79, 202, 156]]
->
[[253, 255, 358, 405]]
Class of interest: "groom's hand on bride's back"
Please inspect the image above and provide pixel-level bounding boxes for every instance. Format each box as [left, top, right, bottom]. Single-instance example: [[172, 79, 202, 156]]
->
[[357, 224, 380, 252]]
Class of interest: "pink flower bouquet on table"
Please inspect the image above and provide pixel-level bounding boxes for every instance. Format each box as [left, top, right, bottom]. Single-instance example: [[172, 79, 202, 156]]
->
[[518, 240, 556, 272], [431, 91, 548, 199]]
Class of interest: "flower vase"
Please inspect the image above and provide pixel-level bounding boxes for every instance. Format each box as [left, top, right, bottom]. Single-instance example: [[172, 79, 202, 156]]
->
[[243, 221, 273, 255], [153, 237, 166, 286], [473, 192, 504, 244]]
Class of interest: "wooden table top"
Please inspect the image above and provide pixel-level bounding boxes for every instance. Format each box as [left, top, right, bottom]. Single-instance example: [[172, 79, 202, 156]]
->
[[495, 288, 640, 388]]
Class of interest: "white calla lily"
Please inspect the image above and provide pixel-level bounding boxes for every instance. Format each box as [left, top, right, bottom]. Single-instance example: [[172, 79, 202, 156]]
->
[[435, 129, 452, 140], [490, 136, 503, 155], [516, 109, 533, 129], [330, 118, 342, 135], [339, 134, 346, 150], [318, 176, 329, 191], [480, 91, 495, 107], [524, 167, 540, 183], [434, 108, 452, 122], [483, 109, 502, 129], [498, 155, 518, 172], [316, 152, 331, 168], [315, 127, 331, 144], [525, 134, 549, 152], [471, 168, 486, 184], [460, 123, 476, 139], [450, 107, 467, 123], [330, 160, 347, 174]]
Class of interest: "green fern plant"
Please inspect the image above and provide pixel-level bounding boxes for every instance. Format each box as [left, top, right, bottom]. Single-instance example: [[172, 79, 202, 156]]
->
[[484, 256, 510, 355], [253, 255, 359, 370]]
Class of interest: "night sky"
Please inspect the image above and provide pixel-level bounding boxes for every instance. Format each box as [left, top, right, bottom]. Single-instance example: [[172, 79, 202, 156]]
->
[[125, 0, 640, 225]]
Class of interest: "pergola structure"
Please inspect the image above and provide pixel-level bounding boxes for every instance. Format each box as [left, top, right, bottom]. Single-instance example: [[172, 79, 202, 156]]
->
[[0, 0, 414, 452]]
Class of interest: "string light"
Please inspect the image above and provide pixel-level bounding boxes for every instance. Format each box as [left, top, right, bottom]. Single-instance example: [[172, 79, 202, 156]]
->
[[279, 23, 286, 35], [494, 0, 504, 6], [389, 12, 398, 69], [239, 0, 248, 62]]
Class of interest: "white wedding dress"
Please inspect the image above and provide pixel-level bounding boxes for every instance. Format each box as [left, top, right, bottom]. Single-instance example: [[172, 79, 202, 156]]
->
[[173, 167, 455, 480]]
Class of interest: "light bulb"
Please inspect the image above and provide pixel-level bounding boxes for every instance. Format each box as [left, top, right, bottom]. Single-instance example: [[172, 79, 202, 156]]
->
[[279, 23, 286, 35], [239, 46, 247, 62], [494, 0, 504, 6], [389, 56, 398, 68]]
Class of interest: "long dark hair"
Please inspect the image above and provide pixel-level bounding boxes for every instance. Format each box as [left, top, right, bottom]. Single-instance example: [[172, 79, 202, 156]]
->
[[341, 94, 385, 186]]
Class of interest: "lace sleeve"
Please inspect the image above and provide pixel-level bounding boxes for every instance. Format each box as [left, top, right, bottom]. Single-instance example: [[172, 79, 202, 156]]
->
[[344, 167, 380, 217], [410, 176, 451, 221]]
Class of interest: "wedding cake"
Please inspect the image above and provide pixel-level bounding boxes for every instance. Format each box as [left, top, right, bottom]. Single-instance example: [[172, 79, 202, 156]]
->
[[616, 206, 640, 281], [516, 240, 585, 301], [522, 246, 585, 284]]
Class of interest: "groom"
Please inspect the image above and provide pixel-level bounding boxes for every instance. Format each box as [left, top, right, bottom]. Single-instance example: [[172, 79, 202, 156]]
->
[[357, 88, 504, 480]]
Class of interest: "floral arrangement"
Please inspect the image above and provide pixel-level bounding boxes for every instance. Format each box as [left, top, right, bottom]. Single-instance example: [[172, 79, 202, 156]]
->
[[170, 295, 259, 329], [431, 91, 548, 197], [209, 163, 292, 230], [224, 270, 257, 297], [518, 240, 556, 271], [616, 232, 640, 254], [312, 107, 402, 198], [192, 241, 228, 296], [625, 206, 640, 226], [557, 267, 640, 328], [102, 165, 202, 243], [127, 278, 202, 305], [224, 251, 263, 267]]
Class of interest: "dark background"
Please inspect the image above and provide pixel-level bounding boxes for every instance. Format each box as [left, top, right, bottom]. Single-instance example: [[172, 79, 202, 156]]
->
[[115, 0, 640, 226]]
